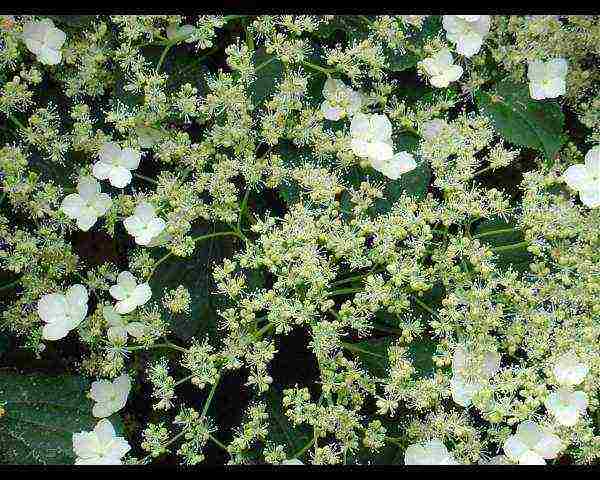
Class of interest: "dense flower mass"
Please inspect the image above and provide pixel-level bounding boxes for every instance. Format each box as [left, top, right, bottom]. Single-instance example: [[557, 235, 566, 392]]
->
[[1, 13, 600, 467]]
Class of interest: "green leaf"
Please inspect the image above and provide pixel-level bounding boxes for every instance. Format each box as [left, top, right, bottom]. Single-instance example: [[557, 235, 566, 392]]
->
[[149, 226, 237, 342], [251, 50, 284, 107], [351, 335, 437, 379], [473, 217, 532, 272], [264, 387, 312, 457], [0, 372, 98, 464], [475, 81, 566, 165]]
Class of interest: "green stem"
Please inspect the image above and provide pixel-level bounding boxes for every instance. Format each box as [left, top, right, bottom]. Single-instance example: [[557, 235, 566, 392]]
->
[[8, 115, 26, 131], [291, 437, 315, 459], [255, 56, 276, 73], [238, 188, 251, 234], [133, 173, 159, 185], [156, 41, 176, 73], [341, 341, 386, 359], [201, 375, 221, 420], [301, 60, 335, 76], [126, 342, 186, 353], [209, 433, 228, 451], [413, 296, 435, 316]]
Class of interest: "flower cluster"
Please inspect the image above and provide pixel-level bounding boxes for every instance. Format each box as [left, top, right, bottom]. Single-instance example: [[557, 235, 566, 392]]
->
[[1, 14, 600, 467]]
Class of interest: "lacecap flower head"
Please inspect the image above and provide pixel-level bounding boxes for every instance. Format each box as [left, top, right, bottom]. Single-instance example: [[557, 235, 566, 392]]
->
[[320, 77, 363, 121], [37, 284, 88, 341], [450, 346, 501, 407], [61, 176, 112, 231], [103, 305, 148, 344], [553, 350, 589, 386], [22, 19, 66, 65], [545, 387, 588, 427], [72, 419, 131, 465], [92, 142, 141, 188], [350, 112, 416, 180]]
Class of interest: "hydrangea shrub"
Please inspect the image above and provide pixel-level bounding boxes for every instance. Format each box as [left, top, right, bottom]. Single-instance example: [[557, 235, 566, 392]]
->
[[1, 13, 600, 466]]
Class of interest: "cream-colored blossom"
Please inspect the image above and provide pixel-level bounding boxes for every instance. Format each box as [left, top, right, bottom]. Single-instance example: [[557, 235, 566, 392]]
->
[[109, 271, 152, 315], [90, 374, 132, 418], [37, 285, 88, 341], [22, 19, 66, 65], [61, 176, 112, 231], [503, 421, 562, 465], [73, 419, 131, 465]]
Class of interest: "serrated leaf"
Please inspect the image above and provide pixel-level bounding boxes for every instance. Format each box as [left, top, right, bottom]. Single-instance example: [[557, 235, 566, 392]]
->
[[251, 50, 283, 107], [149, 225, 237, 342], [475, 81, 566, 165], [0, 372, 117, 465]]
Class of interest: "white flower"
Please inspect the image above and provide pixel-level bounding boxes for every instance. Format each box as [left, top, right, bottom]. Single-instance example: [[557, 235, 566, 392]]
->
[[37, 284, 88, 341], [109, 271, 152, 315], [90, 374, 131, 418], [350, 113, 417, 179], [450, 346, 501, 407], [60, 176, 112, 231], [123, 201, 166, 246], [320, 77, 362, 121], [103, 305, 148, 343], [545, 387, 588, 427], [375, 152, 417, 180], [419, 49, 463, 88], [281, 458, 304, 465], [456, 15, 481, 22], [92, 142, 141, 188], [527, 58, 568, 100], [404, 439, 459, 465], [503, 421, 562, 465], [22, 19, 66, 65], [562, 146, 600, 209], [166, 23, 196, 43], [553, 350, 589, 386], [72, 419, 131, 465], [442, 15, 490, 57]]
